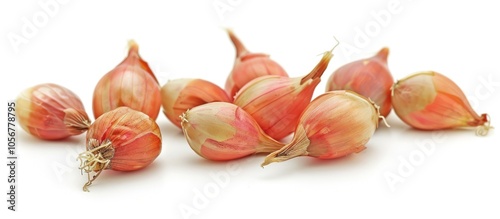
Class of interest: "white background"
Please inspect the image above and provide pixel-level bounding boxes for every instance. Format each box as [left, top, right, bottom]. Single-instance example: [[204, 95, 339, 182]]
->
[[1, 0, 499, 218]]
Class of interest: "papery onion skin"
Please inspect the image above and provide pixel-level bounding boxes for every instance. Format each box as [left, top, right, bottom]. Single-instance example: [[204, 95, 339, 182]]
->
[[225, 29, 288, 99], [16, 83, 90, 140], [298, 91, 379, 159], [326, 47, 393, 117], [233, 49, 334, 140], [180, 102, 284, 161], [262, 90, 382, 166], [391, 71, 490, 134], [92, 41, 161, 120], [161, 78, 231, 129], [78, 107, 162, 191], [85, 107, 162, 171]]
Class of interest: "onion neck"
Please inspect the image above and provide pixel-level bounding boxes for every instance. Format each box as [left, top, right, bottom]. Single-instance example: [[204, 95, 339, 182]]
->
[[374, 47, 389, 63], [256, 134, 286, 154], [300, 39, 338, 84], [125, 40, 158, 84], [261, 125, 310, 167], [226, 28, 249, 58], [300, 49, 334, 85], [63, 108, 91, 135]]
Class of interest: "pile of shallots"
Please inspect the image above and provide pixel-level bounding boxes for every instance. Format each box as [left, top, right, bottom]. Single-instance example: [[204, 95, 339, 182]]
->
[[16, 41, 162, 192], [166, 30, 491, 166], [15, 30, 492, 192]]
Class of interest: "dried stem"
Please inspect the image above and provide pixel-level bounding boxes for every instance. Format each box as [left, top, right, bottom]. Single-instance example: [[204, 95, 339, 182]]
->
[[476, 114, 493, 136], [261, 125, 310, 167], [300, 37, 339, 85], [77, 139, 114, 192]]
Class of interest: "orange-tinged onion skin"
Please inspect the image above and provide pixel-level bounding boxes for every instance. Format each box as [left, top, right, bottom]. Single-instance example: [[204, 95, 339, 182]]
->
[[92, 41, 161, 120], [225, 29, 288, 99], [298, 91, 379, 159], [234, 75, 318, 140], [326, 47, 393, 117], [262, 90, 381, 166], [392, 71, 490, 133], [161, 78, 231, 129], [16, 83, 90, 140], [79, 107, 161, 191], [85, 107, 161, 172], [233, 49, 334, 140], [180, 102, 284, 161]]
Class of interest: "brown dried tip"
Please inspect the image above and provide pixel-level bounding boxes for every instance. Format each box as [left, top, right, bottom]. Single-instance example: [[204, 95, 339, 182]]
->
[[300, 38, 339, 85], [261, 126, 310, 167]]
